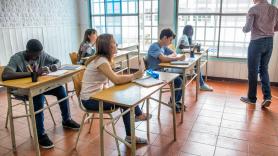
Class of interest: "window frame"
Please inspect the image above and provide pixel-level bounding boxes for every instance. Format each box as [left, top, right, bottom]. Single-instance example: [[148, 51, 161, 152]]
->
[[176, 0, 275, 59]]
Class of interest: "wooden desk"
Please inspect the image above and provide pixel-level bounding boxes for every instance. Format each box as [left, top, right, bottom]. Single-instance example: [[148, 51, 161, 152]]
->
[[91, 72, 179, 156], [180, 48, 209, 81], [159, 53, 204, 123], [0, 67, 84, 156]]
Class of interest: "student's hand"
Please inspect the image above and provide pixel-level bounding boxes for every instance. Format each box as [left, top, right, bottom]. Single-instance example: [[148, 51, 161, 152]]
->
[[178, 54, 186, 61], [133, 69, 144, 80], [49, 64, 58, 72], [42, 66, 50, 74]]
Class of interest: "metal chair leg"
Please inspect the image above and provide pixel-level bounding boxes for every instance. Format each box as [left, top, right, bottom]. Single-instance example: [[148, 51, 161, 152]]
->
[[88, 113, 94, 133], [24, 101, 32, 137], [75, 113, 86, 149], [45, 97, 56, 125], [109, 114, 120, 156], [158, 88, 162, 118], [140, 100, 145, 110], [5, 107, 9, 128]]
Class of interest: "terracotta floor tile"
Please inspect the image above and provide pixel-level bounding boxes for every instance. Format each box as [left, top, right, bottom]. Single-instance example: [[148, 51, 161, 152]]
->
[[180, 141, 215, 156], [218, 127, 249, 141], [187, 132, 218, 146], [191, 123, 220, 135], [214, 147, 248, 156], [249, 142, 278, 156], [216, 136, 248, 152]]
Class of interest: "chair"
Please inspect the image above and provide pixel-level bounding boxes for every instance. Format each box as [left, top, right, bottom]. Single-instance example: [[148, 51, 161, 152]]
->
[[72, 71, 120, 155], [0, 66, 56, 135], [69, 52, 79, 65]]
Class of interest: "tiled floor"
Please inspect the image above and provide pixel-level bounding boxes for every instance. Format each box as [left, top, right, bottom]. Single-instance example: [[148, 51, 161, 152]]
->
[[0, 80, 278, 156]]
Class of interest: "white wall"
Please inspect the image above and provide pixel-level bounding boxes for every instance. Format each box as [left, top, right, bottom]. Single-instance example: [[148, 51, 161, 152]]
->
[[0, 0, 81, 65], [159, 0, 278, 82]]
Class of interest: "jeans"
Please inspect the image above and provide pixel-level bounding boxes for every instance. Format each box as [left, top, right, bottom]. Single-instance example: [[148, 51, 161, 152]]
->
[[174, 76, 183, 102], [81, 99, 142, 136], [247, 37, 273, 102], [33, 86, 71, 138]]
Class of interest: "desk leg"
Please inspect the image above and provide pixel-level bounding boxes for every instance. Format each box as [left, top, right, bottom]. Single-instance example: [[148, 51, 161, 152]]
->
[[7, 88, 16, 151], [28, 92, 40, 156], [181, 71, 186, 123], [130, 106, 136, 156], [196, 60, 200, 101], [171, 81, 177, 141], [99, 101, 104, 156], [146, 99, 150, 141], [127, 54, 130, 74]]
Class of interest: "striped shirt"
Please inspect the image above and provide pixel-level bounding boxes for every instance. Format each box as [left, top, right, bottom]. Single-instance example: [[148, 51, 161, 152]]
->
[[243, 0, 278, 40]]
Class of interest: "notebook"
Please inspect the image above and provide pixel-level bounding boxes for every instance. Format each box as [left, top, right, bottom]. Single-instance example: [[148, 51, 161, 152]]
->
[[132, 76, 164, 87], [59, 65, 82, 70], [47, 70, 68, 76], [170, 61, 189, 65]]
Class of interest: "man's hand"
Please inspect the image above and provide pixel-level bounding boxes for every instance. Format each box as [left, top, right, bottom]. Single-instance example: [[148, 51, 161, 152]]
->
[[49, 64, 58, 72]]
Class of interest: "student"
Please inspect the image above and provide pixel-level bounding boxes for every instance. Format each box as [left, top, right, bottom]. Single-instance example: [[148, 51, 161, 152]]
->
[[2, 39, 80, 149], [77, 29, 98, 65], [241, 0, 278, 107], [147, 28, 185, 112], [80, 34, 151, 144], [176, 25, 213, 91]]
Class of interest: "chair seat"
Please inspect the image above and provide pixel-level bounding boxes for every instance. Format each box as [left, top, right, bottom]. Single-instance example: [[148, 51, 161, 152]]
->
[[11, 90, 28, 101]]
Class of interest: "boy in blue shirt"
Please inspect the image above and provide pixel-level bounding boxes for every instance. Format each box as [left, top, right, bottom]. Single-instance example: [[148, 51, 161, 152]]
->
[[147, 28, 185, 112]]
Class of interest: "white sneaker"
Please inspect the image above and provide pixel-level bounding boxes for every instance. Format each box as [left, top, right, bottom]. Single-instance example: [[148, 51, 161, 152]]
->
[[200, 84, 213, 91]]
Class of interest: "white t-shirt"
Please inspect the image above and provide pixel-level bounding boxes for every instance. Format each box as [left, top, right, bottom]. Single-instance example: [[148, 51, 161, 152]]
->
[[80, 56, 110, 100]]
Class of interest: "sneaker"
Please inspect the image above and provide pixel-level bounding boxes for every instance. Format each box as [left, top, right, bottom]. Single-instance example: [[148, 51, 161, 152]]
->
[[200, 84, 213, 91], [125, 136, 148, 144], [62, 119, 80, 130], [38, 134, 54, 149], [261, 99, 271, 108], [135, 113, 152, 122], [240, 97, 256, 105]]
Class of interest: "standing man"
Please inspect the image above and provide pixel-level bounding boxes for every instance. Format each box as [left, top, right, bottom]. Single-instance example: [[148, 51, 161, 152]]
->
[[241, 0, 278, 107]]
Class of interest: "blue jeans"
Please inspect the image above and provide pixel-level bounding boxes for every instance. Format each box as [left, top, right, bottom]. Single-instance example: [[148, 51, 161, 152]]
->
[[81, 99, 142, 136], [247, 37, 273, 102], [174, 76, 183, 102], [33, 86, 71, 138]]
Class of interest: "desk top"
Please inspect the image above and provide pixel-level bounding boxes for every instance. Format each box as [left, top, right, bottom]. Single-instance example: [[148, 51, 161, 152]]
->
[[159, 54, 203, 69], [90, 72, 179, 107], [117, 43, 138, 50], [0, 66, 84, 89]]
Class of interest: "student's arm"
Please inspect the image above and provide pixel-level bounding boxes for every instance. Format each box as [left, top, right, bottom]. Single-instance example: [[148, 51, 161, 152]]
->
[[158, 54, 185, 63], [2, 67, 31, 81], [275, 15, 278, 32], [98, 62, 143, 85], [2, 56, 31, 81], [243, 9, 255, 33], [44, 52, 61, 71]]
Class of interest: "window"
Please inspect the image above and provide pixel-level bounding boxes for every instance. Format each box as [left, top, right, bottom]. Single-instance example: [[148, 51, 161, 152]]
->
[[90, 0, 159, 52], [177, 0, 272, 58]]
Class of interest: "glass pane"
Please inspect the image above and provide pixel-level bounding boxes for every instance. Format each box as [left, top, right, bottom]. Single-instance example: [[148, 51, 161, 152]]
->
[[219, 16, 250, 58], [177, 15, 219, 56], [122, 16, 138, 26], [152, 0, 158, 13], [222, 0, 272, 13], [178, 0, 221, 13]]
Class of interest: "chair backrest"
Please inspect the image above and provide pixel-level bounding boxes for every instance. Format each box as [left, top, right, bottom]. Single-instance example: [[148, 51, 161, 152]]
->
[[69, 52, 78, 65], [72, 70, 84, 97], [0, 66, 5, 81], [142, 55, 148, 69]]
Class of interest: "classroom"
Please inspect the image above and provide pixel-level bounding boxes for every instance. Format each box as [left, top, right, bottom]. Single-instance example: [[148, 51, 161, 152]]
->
[[0, 0, 278, 156]]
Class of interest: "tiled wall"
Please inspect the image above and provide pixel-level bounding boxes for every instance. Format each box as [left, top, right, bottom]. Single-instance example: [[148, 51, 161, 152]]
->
[[0, 0, 80, 65]]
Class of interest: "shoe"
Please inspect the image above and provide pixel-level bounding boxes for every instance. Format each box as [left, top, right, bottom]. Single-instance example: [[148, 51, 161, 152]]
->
[[135, 113, 152, 122], [62, 119, 80, 130], [200, 84, 213, 91], [261, 99, 271, 108], [240, 97, 255, 105], [125, 136, 148, 144], [38, 134, 54, 149]]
